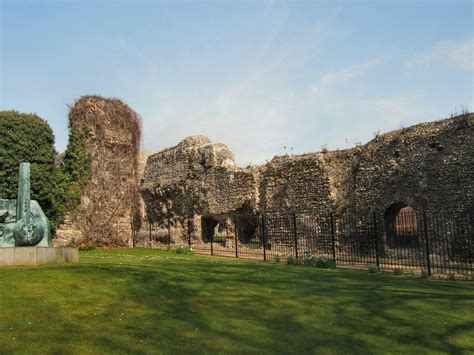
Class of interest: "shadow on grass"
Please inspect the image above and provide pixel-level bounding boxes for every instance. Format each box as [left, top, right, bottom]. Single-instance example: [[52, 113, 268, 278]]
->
[[0, 250, 473, 353]]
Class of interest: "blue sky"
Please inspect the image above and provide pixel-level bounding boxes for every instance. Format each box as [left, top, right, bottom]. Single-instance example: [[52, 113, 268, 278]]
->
[[1, 0, 472, 166]]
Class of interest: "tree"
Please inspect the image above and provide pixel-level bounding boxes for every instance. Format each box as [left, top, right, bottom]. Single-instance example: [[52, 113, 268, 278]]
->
[[0, 110, 56, 217]]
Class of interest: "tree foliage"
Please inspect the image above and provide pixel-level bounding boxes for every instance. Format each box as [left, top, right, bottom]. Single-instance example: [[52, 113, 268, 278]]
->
[[0, 110, 91, 235], [0, 110, 56, 215]]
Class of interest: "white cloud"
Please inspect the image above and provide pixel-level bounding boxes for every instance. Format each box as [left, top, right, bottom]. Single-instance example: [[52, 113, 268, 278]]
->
[[405, 38, 473, 71], [310, 58, 382, 95]]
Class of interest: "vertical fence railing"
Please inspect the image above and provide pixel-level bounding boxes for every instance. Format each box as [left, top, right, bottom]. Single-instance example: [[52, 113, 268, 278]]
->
[[292, 213, 298, 259], [373, 211, 380, 268], [210, 223, 214, 256], [330, 214, 336, 266], [234, 217, 238, 258], [262, 215, 267, 261], [149, 221, 152, 245], [187, 219, 192, 249], [136, 209, 473, 277], [422, 210, 432, 277], [167, 218, 171, 247]]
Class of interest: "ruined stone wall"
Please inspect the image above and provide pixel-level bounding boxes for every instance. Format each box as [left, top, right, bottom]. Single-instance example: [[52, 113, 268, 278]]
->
[[139, 114, 473, 243], [261, 154, 334, 213], [55, 96, 141, 247], [350, 115, 473, 215], [139, 136, 257, 244]]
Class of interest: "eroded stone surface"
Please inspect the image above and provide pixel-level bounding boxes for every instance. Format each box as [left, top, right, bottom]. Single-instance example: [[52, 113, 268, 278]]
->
[[55, 96, 142, 247], [139, 114, 473, 244]]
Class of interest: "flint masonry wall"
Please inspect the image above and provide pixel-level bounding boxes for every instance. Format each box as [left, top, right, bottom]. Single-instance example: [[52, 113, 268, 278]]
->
[[139, 114, 473, 244], [140, 136, 258, 243], [351, 114, 473, 214], [261, 154, 337, 213]]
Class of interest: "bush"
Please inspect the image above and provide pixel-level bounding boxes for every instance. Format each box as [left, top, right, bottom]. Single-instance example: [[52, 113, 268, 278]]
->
[[302, 252, 314, 266], [286, 255, 300, 265], [0, 110, 91, 236], [302, 252, 335, 268], [313, 256, 336, 269], [393, 268, 403, 276], [368, 264, 379, 273], [0, 110, 56, 224], [172, 246, 193, 254], [273, 255, 281, 264]]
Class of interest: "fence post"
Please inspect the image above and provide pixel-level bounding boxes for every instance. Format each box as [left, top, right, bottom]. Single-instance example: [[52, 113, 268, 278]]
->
[[168, 219, 172, 247], [422, 210, 432, 277], [132, 220, 136, 247], [210, 221, 214, 256], [234, 216, 239, 258], [373, 211, 380, 267], [187, 219, 192, 249], [330, 214, 336, 266], [262, 214, 267, 261], [292, 213, 299, 259], [148, 221, 152, 245]]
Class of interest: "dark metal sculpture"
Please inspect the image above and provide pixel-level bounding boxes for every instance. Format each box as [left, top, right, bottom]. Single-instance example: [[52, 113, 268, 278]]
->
[[0, 163, 52, 247]]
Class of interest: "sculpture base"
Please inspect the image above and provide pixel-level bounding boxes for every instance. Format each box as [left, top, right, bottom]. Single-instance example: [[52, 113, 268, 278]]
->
[[0, 247, 79, 266]]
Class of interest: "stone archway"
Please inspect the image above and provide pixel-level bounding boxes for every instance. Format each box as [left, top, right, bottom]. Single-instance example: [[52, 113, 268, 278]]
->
[[201, 216, 218, 243], [384, 203, 419, 248]]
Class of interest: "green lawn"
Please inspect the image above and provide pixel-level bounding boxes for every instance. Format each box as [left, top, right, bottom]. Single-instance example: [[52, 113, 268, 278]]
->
[[0, 248, 473, 354]]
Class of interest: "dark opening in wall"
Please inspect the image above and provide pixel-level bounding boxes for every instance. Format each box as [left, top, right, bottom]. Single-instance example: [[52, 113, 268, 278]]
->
[[201, 216, 218, 243], [238, 221, 257, 243], [384, 203, 420, 248]]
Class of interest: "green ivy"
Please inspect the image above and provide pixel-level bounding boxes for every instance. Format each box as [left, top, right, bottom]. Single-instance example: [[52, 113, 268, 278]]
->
[[49, 117, 91, 233]]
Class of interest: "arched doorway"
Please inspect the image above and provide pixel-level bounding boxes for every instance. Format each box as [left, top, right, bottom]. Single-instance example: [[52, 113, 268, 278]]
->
[[201, 216, 218, 243], [384, 203, 419, 248]]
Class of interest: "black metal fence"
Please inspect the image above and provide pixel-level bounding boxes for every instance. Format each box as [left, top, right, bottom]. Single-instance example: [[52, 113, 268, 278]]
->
[[137, 209, 473, 277]]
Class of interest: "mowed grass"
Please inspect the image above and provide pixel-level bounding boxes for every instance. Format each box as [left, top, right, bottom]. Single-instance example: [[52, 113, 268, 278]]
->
[[0, 249, 473, 354]]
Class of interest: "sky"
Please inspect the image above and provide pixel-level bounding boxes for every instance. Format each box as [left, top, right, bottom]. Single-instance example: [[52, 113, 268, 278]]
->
[[1, 0, 472, 166]]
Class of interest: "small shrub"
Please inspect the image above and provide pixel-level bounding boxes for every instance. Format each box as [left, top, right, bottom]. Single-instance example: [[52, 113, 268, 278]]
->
[[273, 255, 281, 264], [172, 246, 193, 254], [79, 244, 96, 251], [286, 255, 300, 265], [301, 253, 335, 268], [393, 268, 403, 276], [368, 264, 379, 273], [313, 256, 336, 269], [420, 269, 429, 279], [303, 252, 314, 266]]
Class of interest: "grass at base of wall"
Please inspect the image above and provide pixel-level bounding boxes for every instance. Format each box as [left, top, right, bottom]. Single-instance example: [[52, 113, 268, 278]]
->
[[0, 248, 473, 354]]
